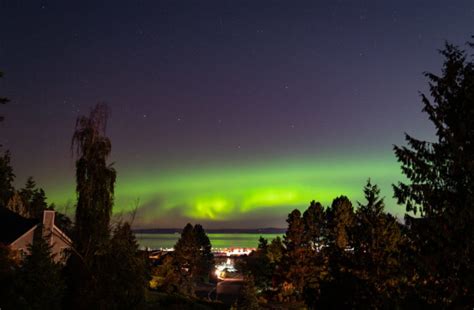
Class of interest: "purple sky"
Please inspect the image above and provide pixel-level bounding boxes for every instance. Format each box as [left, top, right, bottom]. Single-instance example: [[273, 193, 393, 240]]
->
[[1, 1, 473, 227]]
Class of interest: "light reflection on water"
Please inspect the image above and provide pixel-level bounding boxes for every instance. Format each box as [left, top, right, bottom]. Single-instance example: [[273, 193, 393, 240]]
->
[[135, 233, 283, 250]]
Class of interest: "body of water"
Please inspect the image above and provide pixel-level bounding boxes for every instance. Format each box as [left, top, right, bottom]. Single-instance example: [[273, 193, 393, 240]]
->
[[136, 233, 283, 250]]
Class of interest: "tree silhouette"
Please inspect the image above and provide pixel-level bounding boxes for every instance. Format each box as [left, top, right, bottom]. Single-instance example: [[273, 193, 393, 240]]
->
[[303, 201, 325, 250], [326, 196, 354, 251], [6, 191, 27, 217], [19, 177, 36, 207], [282, 209, 306, 299], [394, 40, 474, 306], [302, 201, 327, 307], [71, 103, 116, 259], [0, 150, 15, 208], [244, 237, 273, 290], [267, 236, 284, 265], [18, 177, 47, 219], [193, 224, 214, 282], [0, 243, 19, 309], [173, 223, 198, 283], [15, 229, 64, 310], [66, 103, 116, 309], [234, 276, 260, 310], [353, 180, 404, 308], [317, 196, 356, 308], [153, 254, 194, 296], [173, 223, 214, 293], [99, 222, 148, 309]]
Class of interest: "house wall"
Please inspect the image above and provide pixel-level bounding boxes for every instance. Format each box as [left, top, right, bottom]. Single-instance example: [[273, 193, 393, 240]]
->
[[10, 227, 35, 261], [51, 226, 71, 262], [10, 225, 71, 263]]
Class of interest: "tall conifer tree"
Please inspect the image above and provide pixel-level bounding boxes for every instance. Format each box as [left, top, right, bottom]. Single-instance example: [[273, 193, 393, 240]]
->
[[282, 209, 306, 298], [193, 224, 214, 282], [394, 41, 474, 306], [353, 180, 404, 307]]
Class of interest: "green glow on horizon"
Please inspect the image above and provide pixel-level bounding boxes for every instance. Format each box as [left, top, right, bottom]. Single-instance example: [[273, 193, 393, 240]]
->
[[46, 152, 404, 227]]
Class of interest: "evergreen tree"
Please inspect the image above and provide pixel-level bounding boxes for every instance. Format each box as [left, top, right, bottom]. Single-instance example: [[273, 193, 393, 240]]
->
[[18, 177, 48, 219], [282, 209, 306, 299], [100, 222, 148, 309], [0, 243, 19, 309], [29, 188, 47, 219], [19, 177, 36, 207], [303, 201, 325, 249], [193, 224, 214, 282], [173, 223, 198, 281], [267, 236, 284, 265], [6, 191, 27, 217], [172, 223, 214, 293], [15, 230, 64, 310], [257, 236, 268, 251], [153, 254, 194, 296], [317, 196, 356, 308], [234, 276, 260, 310], [353, 180, 404, 308], [0, 150, 15, 208], [302, 201, 327, 307], [326, 196, 354, 251], [244, 237, 273, 290], [394, 41, 474, 306]]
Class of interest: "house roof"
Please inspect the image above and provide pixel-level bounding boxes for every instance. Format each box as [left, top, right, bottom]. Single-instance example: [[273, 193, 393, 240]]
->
[[0, 207, 39, 244]]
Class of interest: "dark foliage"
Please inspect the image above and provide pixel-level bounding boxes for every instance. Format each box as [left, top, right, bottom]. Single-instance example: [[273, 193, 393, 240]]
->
[[315, 197, 356, 308], [234, 276, 260, 310], [0, 243, 19, 309], [301, 201, 327, 306], [99, 222, 149, 309], [281, 209, 306, 298], [15, 229, 64, 310], [19, 177, 47, 219], [394, 41, 474, 306], [193, 224, 214, 282], [152, 254, 195, 296], [0, 150, 15, 208], [352, 180, 405, 308], [242, 237, 273, 290], [71, 103, 116, 258], [173, 223, 215, 290], [66, 103, 118, 309]]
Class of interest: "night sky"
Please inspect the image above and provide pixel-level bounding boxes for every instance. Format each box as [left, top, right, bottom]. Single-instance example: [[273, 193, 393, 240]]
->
[[1, 1, 473, 228]]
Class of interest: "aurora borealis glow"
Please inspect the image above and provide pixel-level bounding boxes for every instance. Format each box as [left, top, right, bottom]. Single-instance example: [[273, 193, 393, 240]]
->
[[45, 152, 402, 228], [1, 1, 473, 228]]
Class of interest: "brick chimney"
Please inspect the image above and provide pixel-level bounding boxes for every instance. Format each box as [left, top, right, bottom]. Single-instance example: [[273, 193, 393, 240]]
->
[[42, 210, 55, 245]]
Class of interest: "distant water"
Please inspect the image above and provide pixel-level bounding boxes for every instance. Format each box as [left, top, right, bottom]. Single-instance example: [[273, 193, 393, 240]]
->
[[135, 233, 283, 250]]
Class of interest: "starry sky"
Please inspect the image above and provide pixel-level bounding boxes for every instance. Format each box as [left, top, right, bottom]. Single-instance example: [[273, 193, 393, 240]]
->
[[1, 1, 473, 228]]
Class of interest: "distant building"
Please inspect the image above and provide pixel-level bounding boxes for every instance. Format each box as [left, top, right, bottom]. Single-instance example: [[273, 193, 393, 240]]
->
[[0, 208, 72, 262]]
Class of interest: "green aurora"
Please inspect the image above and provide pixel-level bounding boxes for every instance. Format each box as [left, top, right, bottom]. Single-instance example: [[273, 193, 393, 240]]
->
[[46, 152, 404, 228]]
